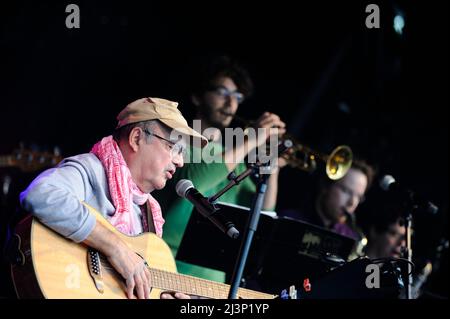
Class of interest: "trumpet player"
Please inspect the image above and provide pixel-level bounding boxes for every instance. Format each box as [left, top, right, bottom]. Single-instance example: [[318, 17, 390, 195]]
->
[[154, 55, 287, 283]]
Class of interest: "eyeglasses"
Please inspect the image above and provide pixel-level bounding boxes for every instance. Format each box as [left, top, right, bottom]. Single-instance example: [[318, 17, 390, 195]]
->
[[143, 129, 186, 157], [208, 86, 245, 104], [335, 183, 365, 203]]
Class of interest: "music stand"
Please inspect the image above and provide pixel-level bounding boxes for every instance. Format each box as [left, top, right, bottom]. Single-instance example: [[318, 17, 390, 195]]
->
[[176, 202, 356, 294], [176, 202, 276, 279], [255, 216, 356, 294]]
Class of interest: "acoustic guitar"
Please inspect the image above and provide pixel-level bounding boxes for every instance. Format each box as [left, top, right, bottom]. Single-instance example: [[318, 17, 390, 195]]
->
[[10, 203, 276, 299]]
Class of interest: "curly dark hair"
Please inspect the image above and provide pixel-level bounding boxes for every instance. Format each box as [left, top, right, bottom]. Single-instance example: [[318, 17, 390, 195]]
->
[[190, 55, 254, 99], [359, 189, 406, 235]]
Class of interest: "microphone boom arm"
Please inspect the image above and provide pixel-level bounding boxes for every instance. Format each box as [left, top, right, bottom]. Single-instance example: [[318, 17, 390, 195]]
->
[[208, 139, 293, 204]]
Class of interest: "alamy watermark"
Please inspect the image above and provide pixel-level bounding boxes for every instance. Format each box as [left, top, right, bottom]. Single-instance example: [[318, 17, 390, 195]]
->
[[65, 4, 380, 30], [169, 120, 282, 174], [65, 263, 81, 289], [365, 263, 381, 289], [365, 4, 380, 29], [65, 4, 80, 29]]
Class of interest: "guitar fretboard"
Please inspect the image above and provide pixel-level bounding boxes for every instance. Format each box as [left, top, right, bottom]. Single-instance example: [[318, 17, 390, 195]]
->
[[98, 255, 274, 299], [148, 267, 275, 299]]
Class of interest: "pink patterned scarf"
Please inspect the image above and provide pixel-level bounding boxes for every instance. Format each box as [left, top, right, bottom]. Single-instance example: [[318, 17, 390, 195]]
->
[[91, 136, 164, 237]]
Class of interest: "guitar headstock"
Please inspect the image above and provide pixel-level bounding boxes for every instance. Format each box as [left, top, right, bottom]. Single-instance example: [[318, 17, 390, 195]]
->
[[1, 147, 63, 172]]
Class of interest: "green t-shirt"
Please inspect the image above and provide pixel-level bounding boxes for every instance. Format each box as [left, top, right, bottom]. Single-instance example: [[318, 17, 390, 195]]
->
[[154, 142, 257, 282]]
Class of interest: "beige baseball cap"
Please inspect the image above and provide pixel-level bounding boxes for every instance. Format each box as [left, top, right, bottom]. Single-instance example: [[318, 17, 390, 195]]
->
[[116, 97, 207, 147]]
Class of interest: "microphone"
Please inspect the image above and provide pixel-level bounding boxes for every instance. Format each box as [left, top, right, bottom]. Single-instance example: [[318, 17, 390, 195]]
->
[[379, 175, 438, 215], [176, 179, 240, 239], [279, 139, 294, 154]]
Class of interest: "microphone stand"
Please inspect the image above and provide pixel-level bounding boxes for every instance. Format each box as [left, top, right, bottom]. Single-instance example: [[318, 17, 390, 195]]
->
[[380, 177, 439, 299], [208, 139, 293, 299], [227, 170, 270, 299], [404, 210, 413, 299], [402, 190, 423, 299]]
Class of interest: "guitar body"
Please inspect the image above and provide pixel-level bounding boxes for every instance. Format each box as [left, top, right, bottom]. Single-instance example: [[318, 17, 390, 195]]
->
[[11, 205, 176, 299], [11, 204, 275, 299]]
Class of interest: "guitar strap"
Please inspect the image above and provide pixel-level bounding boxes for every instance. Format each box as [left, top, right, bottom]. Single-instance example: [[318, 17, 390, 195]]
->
[[81, 200, 156, 235], [141, 202, 156, 234]]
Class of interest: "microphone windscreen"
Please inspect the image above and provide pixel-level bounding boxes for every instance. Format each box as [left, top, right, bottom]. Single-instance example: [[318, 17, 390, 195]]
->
[[176, 179, 194, 197], [380, 175, 396, 191]]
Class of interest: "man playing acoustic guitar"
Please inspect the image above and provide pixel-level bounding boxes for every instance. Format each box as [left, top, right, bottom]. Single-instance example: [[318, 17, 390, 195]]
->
[[20, 97, 208, 299]]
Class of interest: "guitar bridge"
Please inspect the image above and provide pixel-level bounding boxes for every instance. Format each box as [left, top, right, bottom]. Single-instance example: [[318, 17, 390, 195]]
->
[[87, 248, 104, 293]]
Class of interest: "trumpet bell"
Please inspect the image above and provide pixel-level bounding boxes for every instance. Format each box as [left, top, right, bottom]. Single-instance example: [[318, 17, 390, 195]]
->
[[326, 145, 353, 180]]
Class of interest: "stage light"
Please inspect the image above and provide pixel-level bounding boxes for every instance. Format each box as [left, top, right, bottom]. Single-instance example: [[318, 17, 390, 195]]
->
[[393, 14, 405, 35]]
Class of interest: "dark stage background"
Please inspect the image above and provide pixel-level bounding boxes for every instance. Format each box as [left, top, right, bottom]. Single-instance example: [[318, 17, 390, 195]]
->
[[1, 1, 448, 298]]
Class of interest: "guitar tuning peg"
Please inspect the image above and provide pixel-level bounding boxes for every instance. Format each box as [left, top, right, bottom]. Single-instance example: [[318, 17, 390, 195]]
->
[[53, 146, 61, 156], [2, 175, 12, 196]]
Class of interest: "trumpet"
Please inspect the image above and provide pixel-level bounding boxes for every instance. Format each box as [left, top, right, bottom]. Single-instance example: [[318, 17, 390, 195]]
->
[[282, 134, 353, 180], [226, 112, 353, 180]]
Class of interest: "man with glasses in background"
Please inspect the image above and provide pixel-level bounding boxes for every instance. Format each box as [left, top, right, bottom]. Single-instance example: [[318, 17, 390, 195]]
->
[[20, 97, 207, 299], [154, 55, 287, 283]]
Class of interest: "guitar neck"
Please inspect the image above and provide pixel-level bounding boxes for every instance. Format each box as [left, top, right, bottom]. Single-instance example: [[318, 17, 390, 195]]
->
[[0, 149, 62, 172], [148, 267, 275, 299], [16, 203, 276, 299]]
